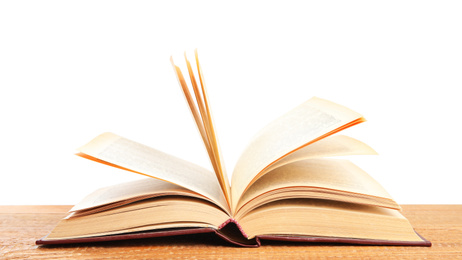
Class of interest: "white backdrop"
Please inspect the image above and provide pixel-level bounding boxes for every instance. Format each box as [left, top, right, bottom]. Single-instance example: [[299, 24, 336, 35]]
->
[[1, 1, 461, 205]]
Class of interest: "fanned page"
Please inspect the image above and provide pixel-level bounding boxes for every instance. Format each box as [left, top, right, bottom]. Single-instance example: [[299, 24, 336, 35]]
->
[[231, 97, 365, 211], [77, 132, 230, 214], [170, 51, 231, 206]]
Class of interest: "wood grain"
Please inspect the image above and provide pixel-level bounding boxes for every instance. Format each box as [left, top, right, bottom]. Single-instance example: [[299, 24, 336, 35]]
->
[[1, 205, 461, 259]]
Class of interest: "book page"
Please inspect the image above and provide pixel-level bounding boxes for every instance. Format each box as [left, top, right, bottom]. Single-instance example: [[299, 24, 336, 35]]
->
[[70, 177, 213, 213], [170, 56, 218, 183], [237, 159, 394, 212], [261, 135, 377, 175], [77, 132, 230, 214], [231, 97, 364, 211], [47, 196, 230, 240], [193, 50, 231, 203], [170, 51, 231, 205], [237, 199, 424, 242]]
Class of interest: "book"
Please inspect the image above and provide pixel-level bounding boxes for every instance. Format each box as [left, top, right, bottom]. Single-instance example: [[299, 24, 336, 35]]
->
[[37, 50, 431, 247]]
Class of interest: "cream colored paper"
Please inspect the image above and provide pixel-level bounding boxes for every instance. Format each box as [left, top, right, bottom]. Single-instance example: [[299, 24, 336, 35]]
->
[[260, 135, 377, 175], [231, 97, 364, 211], [238, 199, 424, 242], [70, 177, 215, 214], [78, 132, 229, 213], [237, 159, 394, 212], [170, 51, 230, 205], [48, 197, 229, 240]]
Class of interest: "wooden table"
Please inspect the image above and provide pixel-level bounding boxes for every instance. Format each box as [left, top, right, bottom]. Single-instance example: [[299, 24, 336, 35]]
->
[[1, 205, 461, 259]]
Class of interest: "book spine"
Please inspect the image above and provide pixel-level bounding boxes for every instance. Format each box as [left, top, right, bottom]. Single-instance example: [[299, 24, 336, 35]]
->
[[218, 218, 249, 238], [216, 218, 261, 247]]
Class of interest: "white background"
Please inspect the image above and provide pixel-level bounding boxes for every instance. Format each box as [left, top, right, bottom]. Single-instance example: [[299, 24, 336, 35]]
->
[[1, 1, 461, 205]]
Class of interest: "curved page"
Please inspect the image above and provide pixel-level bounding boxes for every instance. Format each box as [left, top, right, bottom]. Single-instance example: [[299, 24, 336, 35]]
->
[[260, 135, 377, 176], [70, 177, 219, 216], [231, 97, 364, 211], [236, 158, 396, 215], [78, 132, 229, 214]]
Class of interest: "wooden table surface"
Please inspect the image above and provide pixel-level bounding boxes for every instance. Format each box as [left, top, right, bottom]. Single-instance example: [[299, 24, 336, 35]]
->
[[1, 205, 461, 259]]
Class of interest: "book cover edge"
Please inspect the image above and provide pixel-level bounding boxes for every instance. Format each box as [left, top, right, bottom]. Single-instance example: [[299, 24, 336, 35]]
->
[[36, 218, 431, 247]]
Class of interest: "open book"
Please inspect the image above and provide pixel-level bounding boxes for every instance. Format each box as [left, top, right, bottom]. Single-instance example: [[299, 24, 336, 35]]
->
[[37, 50, 430, 247]]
